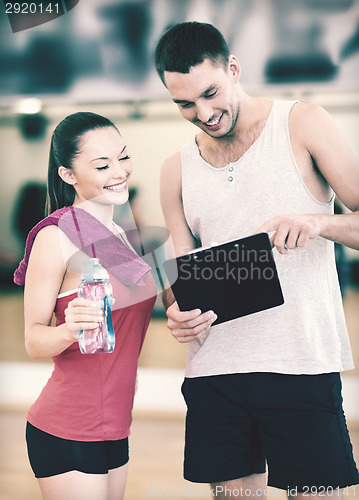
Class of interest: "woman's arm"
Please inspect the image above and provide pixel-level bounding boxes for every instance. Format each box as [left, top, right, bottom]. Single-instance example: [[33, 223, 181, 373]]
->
[[24, 225, 103, 359]]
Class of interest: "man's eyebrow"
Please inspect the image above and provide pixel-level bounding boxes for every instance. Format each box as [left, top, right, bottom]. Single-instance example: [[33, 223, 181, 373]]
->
[[201, 85, 217, 97], [90, 146, 126, 163], [173, 98, 191, 105], [173, 86, 217, 105]]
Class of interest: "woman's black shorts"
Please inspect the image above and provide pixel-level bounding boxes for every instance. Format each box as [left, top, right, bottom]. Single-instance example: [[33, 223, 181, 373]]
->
[[26, 422, 129, 478]]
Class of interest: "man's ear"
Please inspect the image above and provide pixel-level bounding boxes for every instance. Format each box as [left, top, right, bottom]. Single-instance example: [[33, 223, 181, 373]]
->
[[58, 166, 76, 185], [228, 55, 241, 82]]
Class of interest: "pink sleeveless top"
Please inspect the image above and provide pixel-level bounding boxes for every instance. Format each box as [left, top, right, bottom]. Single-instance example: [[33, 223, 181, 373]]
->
[[27, 272, 156, 441]]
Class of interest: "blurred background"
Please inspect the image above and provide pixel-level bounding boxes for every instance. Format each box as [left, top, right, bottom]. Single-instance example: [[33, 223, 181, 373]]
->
[[0, 0, 359, 498]]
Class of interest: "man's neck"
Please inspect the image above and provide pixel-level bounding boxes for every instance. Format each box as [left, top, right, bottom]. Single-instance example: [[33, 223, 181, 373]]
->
[[195, 97, 273, 168]]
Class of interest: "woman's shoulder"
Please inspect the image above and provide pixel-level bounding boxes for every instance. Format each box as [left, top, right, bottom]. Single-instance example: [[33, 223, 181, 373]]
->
[[32, 221, 78, 263], [13, 207, 74, 285], [30, 207, 74, 249], [29, 225, 69, 268], [32, 224, 63, 247]]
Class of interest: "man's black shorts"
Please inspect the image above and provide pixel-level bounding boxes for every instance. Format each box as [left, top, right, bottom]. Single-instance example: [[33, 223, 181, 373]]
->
[[181, 372, 359, 491], [26, 422, 129, 478]]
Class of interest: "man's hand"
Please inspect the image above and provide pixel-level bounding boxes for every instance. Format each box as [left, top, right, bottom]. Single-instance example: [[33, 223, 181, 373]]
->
[[166, 301, 217, 343], [255, 214, 324, 254]]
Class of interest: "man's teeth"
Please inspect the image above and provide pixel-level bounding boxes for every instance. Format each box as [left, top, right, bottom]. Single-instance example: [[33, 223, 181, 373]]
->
[[206, 115, 221, 126], [104, 181, 126, 191]]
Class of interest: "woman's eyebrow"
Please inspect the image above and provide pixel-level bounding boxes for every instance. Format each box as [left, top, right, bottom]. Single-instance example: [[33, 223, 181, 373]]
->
[[89, 146, 127, 163], [90, 156, 108, 163]]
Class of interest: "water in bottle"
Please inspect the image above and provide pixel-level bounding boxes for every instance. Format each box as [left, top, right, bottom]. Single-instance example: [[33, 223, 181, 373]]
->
[[78, 258, 115, 354]]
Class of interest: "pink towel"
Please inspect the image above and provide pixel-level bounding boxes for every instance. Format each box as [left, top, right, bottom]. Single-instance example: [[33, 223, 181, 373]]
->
[[14, 206, 151, 287]]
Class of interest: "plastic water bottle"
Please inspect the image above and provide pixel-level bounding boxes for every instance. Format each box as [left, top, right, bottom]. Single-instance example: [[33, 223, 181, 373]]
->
[[78, 258, 115, 354]]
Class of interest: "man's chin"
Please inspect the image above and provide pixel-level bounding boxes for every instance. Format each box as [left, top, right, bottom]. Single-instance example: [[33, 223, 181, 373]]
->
[[195, 121, 235, 139], [201, 126, 233, 139]]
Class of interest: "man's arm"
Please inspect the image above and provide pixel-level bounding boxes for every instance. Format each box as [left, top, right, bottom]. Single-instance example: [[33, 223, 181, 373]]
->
[[257, 103, 359, 253], [160, 152, 217, 343], [162, 286, 175, 310]]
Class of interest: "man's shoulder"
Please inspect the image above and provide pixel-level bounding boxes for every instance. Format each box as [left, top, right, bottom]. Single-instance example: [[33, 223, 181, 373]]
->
[[161, 152, 182, 193], [162, 151, 181, 171], [161, 134, 198, 174], [289, 101, 328, 125], [289, 101, 334, 142]]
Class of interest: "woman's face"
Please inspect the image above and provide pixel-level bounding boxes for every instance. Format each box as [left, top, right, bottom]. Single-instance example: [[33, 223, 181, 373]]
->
[[68, 126, 133, 206]]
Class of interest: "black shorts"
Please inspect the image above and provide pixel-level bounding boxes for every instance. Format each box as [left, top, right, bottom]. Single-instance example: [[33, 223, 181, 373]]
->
[[181, 372, 359, 491], [26, 422, 129, 478]]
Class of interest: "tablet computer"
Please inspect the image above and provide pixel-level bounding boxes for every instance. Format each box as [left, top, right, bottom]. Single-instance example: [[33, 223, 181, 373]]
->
[[163, 233, 284, 325]]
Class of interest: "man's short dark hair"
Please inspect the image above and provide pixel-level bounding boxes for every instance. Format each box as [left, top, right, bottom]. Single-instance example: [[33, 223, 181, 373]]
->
[[155, 22, 230, 85]]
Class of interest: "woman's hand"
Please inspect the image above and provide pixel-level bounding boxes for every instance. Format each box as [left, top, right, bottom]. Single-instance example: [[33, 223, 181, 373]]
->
[[64, 297, 104, 342]]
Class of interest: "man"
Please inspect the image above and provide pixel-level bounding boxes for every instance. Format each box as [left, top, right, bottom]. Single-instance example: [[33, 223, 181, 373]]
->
[[155, 22, 359, 498]]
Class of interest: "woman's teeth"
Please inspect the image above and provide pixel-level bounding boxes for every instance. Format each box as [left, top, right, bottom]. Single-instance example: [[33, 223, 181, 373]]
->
[[104, 181, 126, 191]]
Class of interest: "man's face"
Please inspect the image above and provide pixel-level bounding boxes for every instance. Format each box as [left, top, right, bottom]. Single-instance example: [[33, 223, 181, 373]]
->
[[163, 57, 240, 138]]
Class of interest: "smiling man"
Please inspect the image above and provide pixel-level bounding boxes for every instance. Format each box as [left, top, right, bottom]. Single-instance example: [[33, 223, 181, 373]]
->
[[155, 22, 359, 499]]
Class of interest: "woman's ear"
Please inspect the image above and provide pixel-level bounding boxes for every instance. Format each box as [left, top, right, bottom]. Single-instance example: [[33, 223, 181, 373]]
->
[[58, 166, 76, 186], [228, 55, 241, 82]]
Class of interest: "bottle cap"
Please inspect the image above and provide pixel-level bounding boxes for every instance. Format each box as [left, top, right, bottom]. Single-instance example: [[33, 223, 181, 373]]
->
[[81, 258, 109, 282]]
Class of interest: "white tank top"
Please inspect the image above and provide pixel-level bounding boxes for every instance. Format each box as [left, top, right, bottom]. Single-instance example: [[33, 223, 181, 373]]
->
[[180, 99, 354, 377]]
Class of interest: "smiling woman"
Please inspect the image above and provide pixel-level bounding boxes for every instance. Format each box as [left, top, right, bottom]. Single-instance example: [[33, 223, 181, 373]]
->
[[47, 113, 132, 215], [12, 112, 156, 500], [57, 126, 132, 209]]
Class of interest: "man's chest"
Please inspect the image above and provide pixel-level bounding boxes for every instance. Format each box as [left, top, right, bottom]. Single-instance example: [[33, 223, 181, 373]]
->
[[197, 127, 265, 168]]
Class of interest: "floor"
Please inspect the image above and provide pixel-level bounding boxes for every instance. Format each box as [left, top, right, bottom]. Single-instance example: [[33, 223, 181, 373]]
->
[[0, 408, 358, 500], [0, 287, 358, 499]]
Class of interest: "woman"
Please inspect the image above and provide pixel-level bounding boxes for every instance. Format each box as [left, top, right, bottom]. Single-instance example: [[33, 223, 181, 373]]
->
[[14, 112, 156, 500]]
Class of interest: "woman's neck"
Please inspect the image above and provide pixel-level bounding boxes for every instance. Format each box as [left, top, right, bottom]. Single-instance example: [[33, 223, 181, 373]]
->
[[72, 199, 114, 230]]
